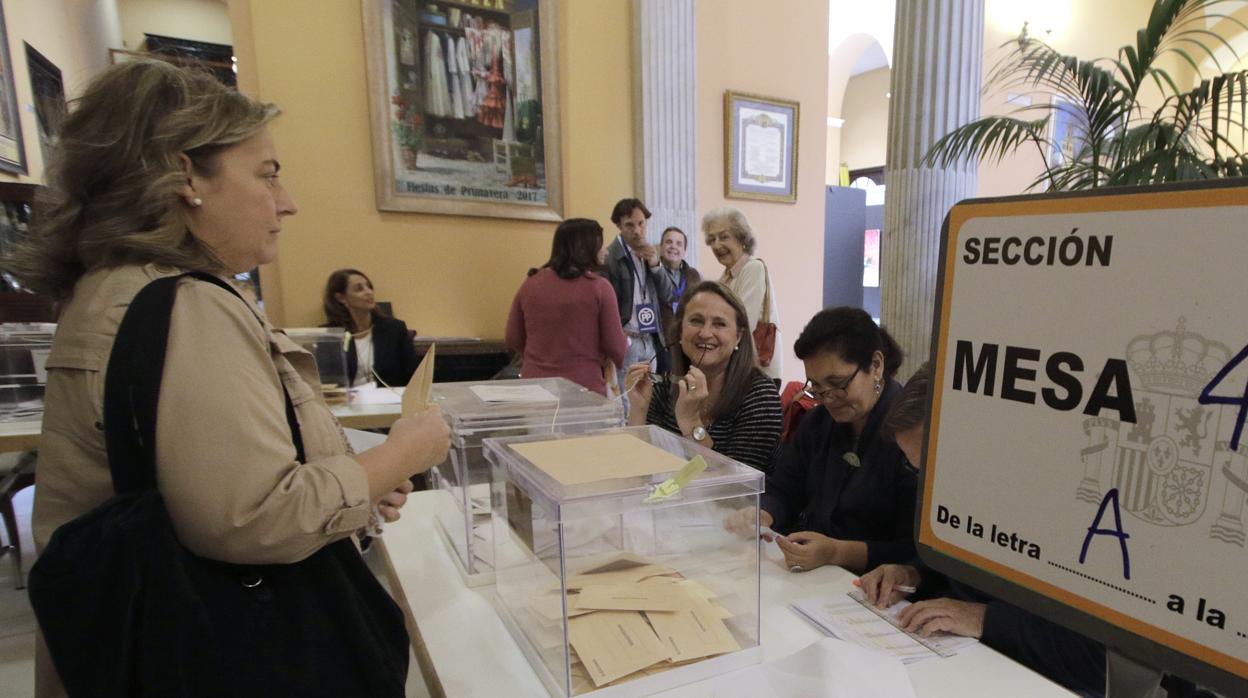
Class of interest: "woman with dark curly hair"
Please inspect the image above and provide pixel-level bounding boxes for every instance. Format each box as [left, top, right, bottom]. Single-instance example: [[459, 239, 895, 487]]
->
[[729, 306, 916, 575]]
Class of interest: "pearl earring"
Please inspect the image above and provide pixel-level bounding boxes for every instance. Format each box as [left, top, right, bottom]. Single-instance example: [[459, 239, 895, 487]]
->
[[190, 197, 203, 207], [874, 379, 882, 394], [733, 344, 739, 352]]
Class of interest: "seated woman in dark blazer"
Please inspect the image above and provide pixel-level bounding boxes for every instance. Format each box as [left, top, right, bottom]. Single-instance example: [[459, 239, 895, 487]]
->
[[323, 269, 419, 388], [729, 306, 915, 575]]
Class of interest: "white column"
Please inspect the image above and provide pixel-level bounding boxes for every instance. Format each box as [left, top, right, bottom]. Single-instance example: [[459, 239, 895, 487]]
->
[[882, 0, 983, 378], [633, 0, 699, 264]]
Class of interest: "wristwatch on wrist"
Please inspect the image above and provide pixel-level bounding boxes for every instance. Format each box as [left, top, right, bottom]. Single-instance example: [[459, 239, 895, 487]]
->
[[691, 425, 708, 442]]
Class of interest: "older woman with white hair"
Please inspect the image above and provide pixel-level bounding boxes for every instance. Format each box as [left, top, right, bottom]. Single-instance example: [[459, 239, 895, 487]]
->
[[701, 207, 782, 380]]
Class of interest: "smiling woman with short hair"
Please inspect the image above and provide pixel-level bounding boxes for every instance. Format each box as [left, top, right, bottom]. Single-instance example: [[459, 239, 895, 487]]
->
[[624, 281, 781, 471]]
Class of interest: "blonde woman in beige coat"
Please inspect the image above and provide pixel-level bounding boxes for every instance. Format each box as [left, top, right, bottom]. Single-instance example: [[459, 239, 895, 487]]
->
[[9, 61, 450, 697]]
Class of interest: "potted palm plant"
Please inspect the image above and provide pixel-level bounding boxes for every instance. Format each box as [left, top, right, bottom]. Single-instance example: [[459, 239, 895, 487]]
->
[[924, 0, 1248, 190]]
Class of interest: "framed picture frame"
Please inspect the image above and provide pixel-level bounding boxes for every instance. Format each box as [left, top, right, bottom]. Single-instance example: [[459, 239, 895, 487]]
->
[[0, 6, 27, 175], [24, 44, 67, 170], [1047, 95, 1087, 169], [362, 0, 563, 221], [723, 91, 798, 203]]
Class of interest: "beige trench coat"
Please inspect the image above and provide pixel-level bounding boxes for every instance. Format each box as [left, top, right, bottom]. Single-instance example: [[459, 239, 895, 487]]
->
[[32, 264, 374, 696]]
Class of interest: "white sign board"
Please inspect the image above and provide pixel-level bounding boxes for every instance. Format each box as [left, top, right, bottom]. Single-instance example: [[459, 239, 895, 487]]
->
[[922, 183, 1248, 691]]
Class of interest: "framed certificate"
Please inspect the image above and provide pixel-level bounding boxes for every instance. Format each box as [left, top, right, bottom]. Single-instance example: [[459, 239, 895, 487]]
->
[[723, 91, 798, 203]]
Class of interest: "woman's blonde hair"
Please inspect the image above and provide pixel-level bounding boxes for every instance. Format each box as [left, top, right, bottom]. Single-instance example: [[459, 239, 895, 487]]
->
[[5, 60, 280, 298]]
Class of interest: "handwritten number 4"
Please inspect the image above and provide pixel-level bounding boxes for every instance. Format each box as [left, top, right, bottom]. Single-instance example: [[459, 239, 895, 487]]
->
[[1198, 344, 1248, 452]]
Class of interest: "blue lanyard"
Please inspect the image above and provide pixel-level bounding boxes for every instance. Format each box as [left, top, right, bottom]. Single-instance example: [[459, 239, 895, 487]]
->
[[626, 251, 650, 303]]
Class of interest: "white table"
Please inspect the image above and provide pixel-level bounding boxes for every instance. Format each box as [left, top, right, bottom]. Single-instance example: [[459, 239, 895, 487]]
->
[[330, 394, 404, 430], [377, 491, 1076, 698], [0, 394, 405, 451]]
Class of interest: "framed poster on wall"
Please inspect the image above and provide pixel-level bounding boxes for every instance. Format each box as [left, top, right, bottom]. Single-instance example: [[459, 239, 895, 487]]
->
[[0, 6, 27, 175], [362, 0, 563, 221], [724, 91, 798, 203]]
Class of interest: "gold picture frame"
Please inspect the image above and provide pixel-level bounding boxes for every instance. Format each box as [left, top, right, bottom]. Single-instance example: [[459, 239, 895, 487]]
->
[[362, 0, 563, 220], [723, 90, 799, 203]]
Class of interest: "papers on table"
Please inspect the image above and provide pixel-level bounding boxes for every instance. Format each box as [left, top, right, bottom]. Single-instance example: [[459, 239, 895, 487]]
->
[[511, 433, 687, 485], [528, 552, 741, 689], [709, 637, 918, 698], [349, 385, 403, 405], [790, 589, 977, 664], [469, 383, 559, 404]]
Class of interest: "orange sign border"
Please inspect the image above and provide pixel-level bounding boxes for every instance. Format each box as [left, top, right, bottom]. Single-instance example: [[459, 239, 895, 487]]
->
[[924, 184, 1248, 678]]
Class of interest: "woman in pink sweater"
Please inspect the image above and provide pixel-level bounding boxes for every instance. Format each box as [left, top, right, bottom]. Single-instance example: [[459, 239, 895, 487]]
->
[[505, 218, 628, 395]]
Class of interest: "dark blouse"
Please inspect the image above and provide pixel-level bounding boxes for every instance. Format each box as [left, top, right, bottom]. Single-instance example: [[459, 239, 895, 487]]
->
[[646, 371, 782, 472], [761, 380, 917, 571]]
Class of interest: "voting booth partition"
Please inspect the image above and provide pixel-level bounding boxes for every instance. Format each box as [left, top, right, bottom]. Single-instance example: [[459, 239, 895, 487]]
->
[[917, 180, 1248, 696]]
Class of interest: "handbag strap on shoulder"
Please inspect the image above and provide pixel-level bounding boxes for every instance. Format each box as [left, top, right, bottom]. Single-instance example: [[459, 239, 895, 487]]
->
[[756, 258, 772, 325], [104, 271, 306, 494]]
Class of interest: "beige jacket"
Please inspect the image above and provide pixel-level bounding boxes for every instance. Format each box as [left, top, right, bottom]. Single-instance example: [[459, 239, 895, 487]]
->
[[34, 265, 375, 696], [34, 264, 373, 560]]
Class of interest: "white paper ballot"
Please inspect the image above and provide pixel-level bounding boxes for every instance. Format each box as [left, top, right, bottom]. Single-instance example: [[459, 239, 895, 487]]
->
[[349, 386, 403, 405], [790, 590, 977, 663], [469, 384, 559, 403], [708, 638, 917, 698]]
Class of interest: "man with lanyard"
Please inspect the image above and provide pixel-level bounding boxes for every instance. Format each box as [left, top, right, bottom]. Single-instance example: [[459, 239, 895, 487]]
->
[[657, 226, 702, 370], [605, 198, 674, 409]]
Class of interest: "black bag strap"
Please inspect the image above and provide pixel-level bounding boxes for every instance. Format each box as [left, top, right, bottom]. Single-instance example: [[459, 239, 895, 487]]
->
[[104, 271, 305, 494]]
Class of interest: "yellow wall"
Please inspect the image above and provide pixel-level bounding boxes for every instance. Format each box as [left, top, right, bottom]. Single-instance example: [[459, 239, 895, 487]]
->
[[117, 0, 231, 50], [839, 66, 890, 171], [232, 0, 635, 333], [0, 0, 120, 183], [697, 0, 829, 385]]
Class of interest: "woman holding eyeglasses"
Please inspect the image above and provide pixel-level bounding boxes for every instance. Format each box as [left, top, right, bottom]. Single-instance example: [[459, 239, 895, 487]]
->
[[730, 306, 916, 575], [625, 281, 781, 471]]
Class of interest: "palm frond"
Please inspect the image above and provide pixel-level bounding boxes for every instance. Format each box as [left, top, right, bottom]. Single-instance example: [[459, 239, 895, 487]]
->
[[921, 116, 1048, 168], [930, 0, 1248, 191]]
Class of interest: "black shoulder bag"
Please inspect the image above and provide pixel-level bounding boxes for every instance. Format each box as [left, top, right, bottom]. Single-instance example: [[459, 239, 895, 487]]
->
[[28, 272, 408, 697]]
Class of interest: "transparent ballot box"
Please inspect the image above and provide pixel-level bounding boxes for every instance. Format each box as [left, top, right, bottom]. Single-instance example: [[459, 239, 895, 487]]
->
[[429, 377, 623, 585], [0, 323, 55, 422], [484, 425, 764, 697], [282, 327, 349, 397]]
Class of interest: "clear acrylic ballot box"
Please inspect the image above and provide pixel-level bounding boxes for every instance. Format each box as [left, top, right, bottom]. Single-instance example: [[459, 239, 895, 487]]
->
[[484, 425, 763, 697], [429, 378, 623, 585], [281, 327, 350, 392], [0, 323, 55, 422]]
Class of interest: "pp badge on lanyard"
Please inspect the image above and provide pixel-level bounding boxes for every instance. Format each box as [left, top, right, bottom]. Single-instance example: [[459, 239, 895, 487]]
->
[[636, 303, 659, 334]]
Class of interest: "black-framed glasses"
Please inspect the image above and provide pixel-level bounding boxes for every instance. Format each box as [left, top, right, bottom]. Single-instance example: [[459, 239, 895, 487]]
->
[[802, 366, 861, 400]]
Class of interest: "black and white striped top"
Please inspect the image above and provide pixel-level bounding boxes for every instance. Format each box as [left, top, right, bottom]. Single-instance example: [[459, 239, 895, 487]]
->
[[646, 372, 783, 472]]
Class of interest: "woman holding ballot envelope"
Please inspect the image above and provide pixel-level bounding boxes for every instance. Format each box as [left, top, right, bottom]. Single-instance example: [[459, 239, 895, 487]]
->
[[859, 364, 1107, 697], [730, 306, 916, 575], [625, 281, 781, 471], [13, 60, 450, 696]]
